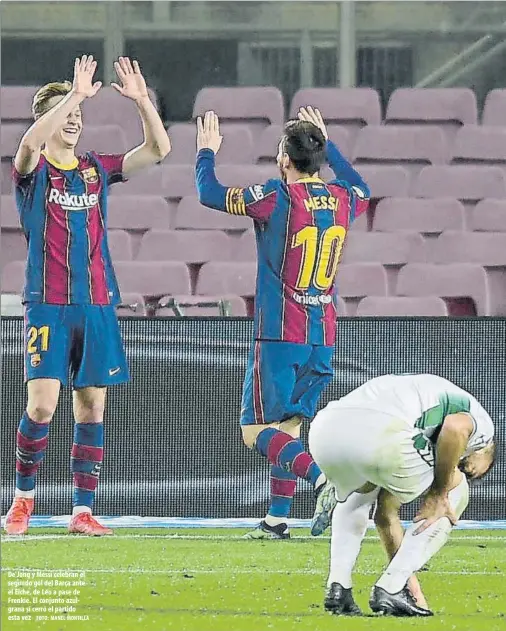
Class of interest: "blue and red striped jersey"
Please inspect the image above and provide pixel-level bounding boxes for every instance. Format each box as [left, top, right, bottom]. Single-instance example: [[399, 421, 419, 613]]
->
[[13, 151, 124, 305], [196, 140, 370, 346]]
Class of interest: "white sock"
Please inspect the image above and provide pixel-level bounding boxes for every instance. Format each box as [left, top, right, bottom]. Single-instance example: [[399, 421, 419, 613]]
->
[[72, 506, 92, 517], [376, 476, 469, 594], [315, 473, 326, 490], [328, 488, 379, 588], [15, 489, 35, 499], [264, 515, 288, 527]]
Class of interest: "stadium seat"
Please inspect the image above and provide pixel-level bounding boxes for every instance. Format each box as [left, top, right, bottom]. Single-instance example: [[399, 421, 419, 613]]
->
[[1, 293, 23, 316], [116, 293, 147, 317], [327, 126, 353, 159], [1, 231, 27, 269], [215, 164, 279, 187], [1, 195, 21, 228], [1, 161, 13, 194], [482, 89, 506, 126], [107, 196, 174, 232], [434, 231, 506, 267], [193, 87, 284, 130], [196, 262, 256, 297], [155, 294, 247, 317], [0, 260, 25, 294], [167, 123, 254, 165], [162, 165, 197, 200], [451, 126, 506, 165], [341, 232, 426, 265], [353, 126, 448, 173], [335, 295, 348, 317], [232, 229, 256, 261], [77, 125, 129, 155], [290, 88, 382, 138], [80, 86, 159, 146], [114, 261, 191, 298], [137, 229, 231, 263], [336, 263, 389, 315], [353, 165, 410, 200], [175, 196, 251, 231], [110, 166, 164, 196], [413, 166, 506, 203], [107, 230, 133, 261], [1, 123, 25, 159], [254, 125, 283, 164], [385, 88, 478, 137], [356, 296, 449, 316], [0, 86, 37, 122], [373, 198, 466, 235], [396, 263, 496, 315], [471, 199, 506, 232]]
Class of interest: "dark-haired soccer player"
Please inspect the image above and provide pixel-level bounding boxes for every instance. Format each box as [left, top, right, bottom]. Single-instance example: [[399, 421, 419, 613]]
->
[[196, 107, 370, 538], [4, 55, 170, 536]]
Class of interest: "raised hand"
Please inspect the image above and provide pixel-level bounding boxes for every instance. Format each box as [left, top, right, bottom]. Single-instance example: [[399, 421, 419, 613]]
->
[[297, 106, 328, 140], [196, 110, 223, 154], [72, 55, 102, 99], [111, 57, 149, 103]]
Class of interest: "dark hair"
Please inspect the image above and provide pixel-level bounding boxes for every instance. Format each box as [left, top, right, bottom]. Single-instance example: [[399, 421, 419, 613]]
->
[[459, 440, 496, 481], [281, 120, 326, 174]]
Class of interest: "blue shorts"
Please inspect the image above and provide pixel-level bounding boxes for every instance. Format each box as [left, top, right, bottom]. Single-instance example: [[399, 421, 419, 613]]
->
[[240, 340, 334, 426], [24, 304, 129, 389]]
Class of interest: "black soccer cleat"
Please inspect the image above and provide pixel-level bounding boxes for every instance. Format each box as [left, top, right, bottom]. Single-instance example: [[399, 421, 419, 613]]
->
[[324, 583, 362, 616], [243, 520, 290, 540], [369, 585, 434, 617]]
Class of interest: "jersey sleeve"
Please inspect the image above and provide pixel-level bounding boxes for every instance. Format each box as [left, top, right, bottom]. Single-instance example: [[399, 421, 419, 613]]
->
[[196, 148, 278, 222], [93, 153, 126, 185], [12, 155, 45, 196], [326, 140, 370, 222]]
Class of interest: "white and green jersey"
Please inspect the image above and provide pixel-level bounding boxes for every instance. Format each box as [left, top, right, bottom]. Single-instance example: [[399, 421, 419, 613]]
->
[[336, 373, 494, 458]]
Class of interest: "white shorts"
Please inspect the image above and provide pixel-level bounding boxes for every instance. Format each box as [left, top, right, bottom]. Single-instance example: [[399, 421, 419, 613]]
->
[[308, 404, 434, 504]]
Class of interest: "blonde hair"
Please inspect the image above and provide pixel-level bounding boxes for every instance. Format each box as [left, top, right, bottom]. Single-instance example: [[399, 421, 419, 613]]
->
[[32, 81, 72, 119]]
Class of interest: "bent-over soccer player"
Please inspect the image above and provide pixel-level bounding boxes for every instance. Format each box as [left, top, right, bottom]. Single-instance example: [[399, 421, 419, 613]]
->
[[309, 373, 496, 617], [4, 55, 171, 536], [195, 108, 370, 538]]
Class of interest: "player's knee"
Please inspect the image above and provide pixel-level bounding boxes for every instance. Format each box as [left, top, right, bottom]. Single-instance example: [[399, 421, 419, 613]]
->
[[73, 388, 106, 423], [26, 400, 57, 423]]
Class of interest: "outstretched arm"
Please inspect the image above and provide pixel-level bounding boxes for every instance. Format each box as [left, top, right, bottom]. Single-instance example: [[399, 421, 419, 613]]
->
[[14, 55, 101, 175], [112, 58, 171, 177]]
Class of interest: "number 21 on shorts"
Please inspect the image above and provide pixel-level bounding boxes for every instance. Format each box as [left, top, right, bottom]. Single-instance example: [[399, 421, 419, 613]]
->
[[26, 325, 50, 367]]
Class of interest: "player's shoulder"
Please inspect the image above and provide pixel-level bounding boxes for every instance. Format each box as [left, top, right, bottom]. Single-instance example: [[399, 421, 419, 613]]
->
[[245, 178, 281, 202]]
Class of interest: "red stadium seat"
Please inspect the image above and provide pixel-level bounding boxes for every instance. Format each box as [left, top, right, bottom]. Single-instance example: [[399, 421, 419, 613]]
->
[[336, 263, 389, 315], [1, 162, 13, 194], [161, 165, 197, 200], [193, 87, 284, 130], [215, 164, 279, 187], [232, 229, 256, 261], [353, 165, 410, 200], [290, 88, 381, 138], [155, 294, 247, 317], [253, 125, 283, 164], [196, 262, 257, 297], [175, 196, 251, 231], [107, 230, 133, 261], [1, 123, 25, 159], [108, 196, 174, 232], [434, 231, 506, 267], [452, 126, 506, 166], [116, 293, 147, 317], [167, 123, 254, 165], [414, 166, 506, 203], [137, 229, 231, 263], [356, 296, 449, 316], [482, 89, 506, 126], [1, 260, 25, 294], [114, 261, 191, 298], [341, 232, 426, 265], [77, 125, 129, 155], [471, 199, 506, 232], [374, 198, 466, 235], [1, 196, 21, 228], [0, 86, 37, 122], [110, 166, 164, 196], [0, 230, 26, 271]]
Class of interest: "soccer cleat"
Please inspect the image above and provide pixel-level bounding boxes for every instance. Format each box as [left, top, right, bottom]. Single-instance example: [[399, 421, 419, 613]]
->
[[243, 520, 290, 540], [311, 479, 337, 536], [4, 497, 34, 535], [68, 513, 113, 536], [369, 585, 434, 617], [324, 582, 362, 616]]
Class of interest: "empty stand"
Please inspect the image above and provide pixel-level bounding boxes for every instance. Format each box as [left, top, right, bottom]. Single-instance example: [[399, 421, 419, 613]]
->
[[254, 125, 283, 164], [482, 89, 506, 126], [116, 293, 147, 317], [0, 231, 26, 270], [386, 88, 477, 137], [356, 296, 449, 316], [434, 231, 506, 267], [114, 261, 191, 298], [0, 86, 37, 122], [1, 162, 13, 194], [167, 123, 254, 165], [1, 123, 25, 159], [215, 164, 279, 187], [110, 166, 164, 196], [107, 230, 133, 261], [290, 88, 381, 138], [414, 166, 506, 204], [353, 165, 410, 200], [1, 260, 25, 295], [77, 125, 129, 155], [452, 126, 506, 165], [107, 196, 174, 232], [1, 195, 21, 228], [374, 198, 466, 235], [162, 165, 197, 200], [336, 263, 388, 315], [471, 199, 506, 232], [137, 229, 231, 264], [193, 87, 284, 130], [175, 196, 251, 231], [196, 262, 256, 297], [155, 294, 247, 317], [232, 229, 256, 261]]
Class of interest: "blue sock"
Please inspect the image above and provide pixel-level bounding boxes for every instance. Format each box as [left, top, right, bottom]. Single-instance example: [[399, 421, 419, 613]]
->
[[71, 423, 104, 509], [268, 465, 296, 519], [16, 412, 50, 491], [255, 427, 322, 486]]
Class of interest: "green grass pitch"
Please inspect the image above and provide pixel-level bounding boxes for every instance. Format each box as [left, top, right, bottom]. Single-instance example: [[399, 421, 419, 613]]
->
[[2, 528, 505, 631]]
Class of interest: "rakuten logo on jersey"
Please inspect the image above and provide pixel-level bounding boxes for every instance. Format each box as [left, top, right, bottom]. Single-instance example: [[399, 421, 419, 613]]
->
[[48, 188, 99, 211]]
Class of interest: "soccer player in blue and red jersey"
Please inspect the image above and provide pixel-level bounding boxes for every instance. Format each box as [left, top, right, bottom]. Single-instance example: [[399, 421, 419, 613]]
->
[[196, 107, 370, 538], [4, 55, 170, 536]]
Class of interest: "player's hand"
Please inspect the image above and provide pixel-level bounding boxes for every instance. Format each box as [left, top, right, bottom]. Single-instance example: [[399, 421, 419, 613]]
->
[[297, 106, 328, 140], [197, 111, 223, 154], [72, 55, 102, 99], [413, 489, 457, 535], [111, 57, 149, 102]]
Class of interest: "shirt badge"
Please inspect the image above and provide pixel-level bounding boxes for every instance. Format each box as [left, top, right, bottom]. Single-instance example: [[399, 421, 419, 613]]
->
[[82, 167, 99, 183]]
